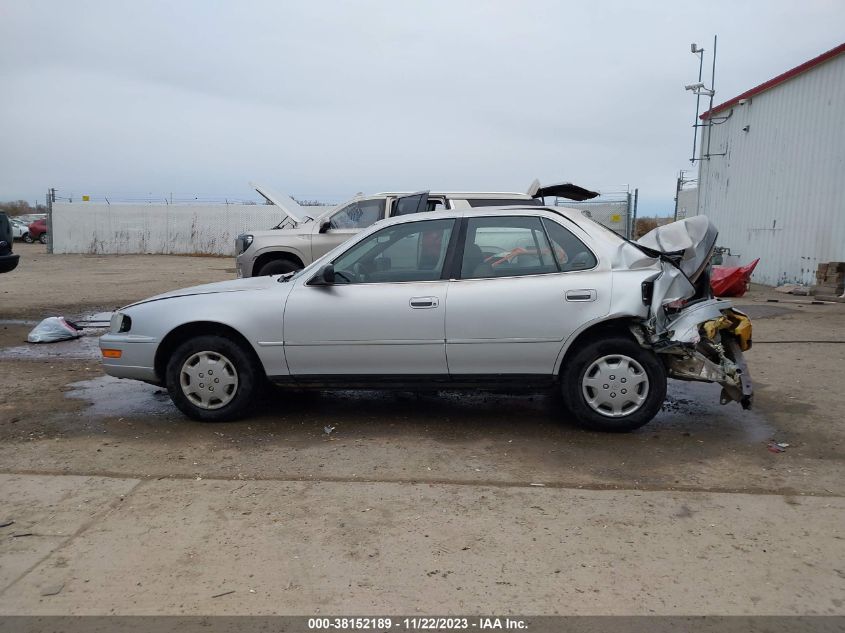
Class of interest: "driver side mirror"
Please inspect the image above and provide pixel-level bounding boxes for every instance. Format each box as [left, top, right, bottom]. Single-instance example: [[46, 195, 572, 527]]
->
[[319, 220, 331, 234], [309, 264, 336, 286]]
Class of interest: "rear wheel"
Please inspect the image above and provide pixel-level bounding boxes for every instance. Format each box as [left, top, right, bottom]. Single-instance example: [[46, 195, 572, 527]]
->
[[561, 336, 666, 432], [258, 258, 301, 276], [165, 335, 261, 422], [38, 233, 48, 244], [22, 233, 33, 243]]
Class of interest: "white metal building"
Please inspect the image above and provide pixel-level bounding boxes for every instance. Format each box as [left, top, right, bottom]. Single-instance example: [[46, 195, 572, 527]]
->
[[696, 43, 845, 286]]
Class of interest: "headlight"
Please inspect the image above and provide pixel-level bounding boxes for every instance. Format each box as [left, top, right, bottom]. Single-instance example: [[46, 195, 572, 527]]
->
[[238, 234, 254, 254], [109, 312, 132, 333]]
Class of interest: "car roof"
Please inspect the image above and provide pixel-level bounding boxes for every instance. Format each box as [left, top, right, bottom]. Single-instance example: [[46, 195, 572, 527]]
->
[[376, 204, 587, 225], [372, 191, 533, 199]]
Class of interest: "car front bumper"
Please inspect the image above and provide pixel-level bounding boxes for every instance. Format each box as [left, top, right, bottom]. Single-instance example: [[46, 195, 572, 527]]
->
[[235, 252, 250, 278], [99, 334, 161, 384]]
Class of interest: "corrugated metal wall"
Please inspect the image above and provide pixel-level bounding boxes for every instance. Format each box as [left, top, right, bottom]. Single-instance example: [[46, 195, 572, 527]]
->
[[51, 203, 314, 255], [697, 53, 845, 286]]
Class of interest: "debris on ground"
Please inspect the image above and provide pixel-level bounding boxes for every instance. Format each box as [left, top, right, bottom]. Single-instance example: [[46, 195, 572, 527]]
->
[[712, 258, 760, 297], [40, 583, 64, 597], [813, 262, 845, 299], [774, 283, 812, 296], [323, 425, 335, 435], [211, 590, 235, 598], [0, 520, 13, 528], [767, 441, 789, 453], [27, 317, 83, 343]]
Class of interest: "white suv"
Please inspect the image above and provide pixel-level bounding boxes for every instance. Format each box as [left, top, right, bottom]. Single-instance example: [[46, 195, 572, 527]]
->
[[235, 182, 597, 277]]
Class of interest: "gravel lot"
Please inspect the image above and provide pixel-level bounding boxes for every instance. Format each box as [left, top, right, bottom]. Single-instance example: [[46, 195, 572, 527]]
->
[[1, 242, 844, 615]]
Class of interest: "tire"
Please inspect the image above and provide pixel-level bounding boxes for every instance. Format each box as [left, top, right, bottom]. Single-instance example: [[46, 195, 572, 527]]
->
[[22, 233, 33, 243], [165, 334, 261, 422], [560, 336, 666, 432], [258, 258, 300, 276], [38, 233, 48, 244]]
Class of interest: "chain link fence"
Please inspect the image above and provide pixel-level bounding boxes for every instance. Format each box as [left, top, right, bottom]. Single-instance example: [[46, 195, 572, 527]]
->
[[553, 187, 637, 239]]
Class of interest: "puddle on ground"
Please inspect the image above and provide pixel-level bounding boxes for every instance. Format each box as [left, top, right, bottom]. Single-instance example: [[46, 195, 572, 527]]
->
[[0, 318, 38, 326], [657, 380, 774, 442], [65, 375, 174, 417], [735, 304, 796, 319], [62, 373, 776, 443], [0, 312, 112, 360], [1, 334, 103, 360], [0, 311, 110, 360]]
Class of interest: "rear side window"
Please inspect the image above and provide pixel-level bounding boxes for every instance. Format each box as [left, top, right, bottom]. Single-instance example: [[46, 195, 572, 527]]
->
[[460, 217, 557, 279], [465, 198, 542, 207], [541, 218, 597, 272]]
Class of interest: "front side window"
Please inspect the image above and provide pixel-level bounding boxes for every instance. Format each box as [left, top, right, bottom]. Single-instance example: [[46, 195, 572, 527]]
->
[[461, 217, 557, 279], [332, 219, 455, 284], [329, 199, 385, 230]]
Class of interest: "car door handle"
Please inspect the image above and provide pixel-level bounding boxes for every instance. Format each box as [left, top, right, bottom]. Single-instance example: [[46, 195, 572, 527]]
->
[[410, 296, 439, 309], [566, 289, 596, 302]]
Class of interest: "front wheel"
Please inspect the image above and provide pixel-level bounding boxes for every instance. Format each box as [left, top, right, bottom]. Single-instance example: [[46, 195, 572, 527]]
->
[[165, 335, 261, 422], [22, 233, 33, 243], [38, 233, 48, 244], [560, 336, 667, 432], [258, 259, 301, 276]]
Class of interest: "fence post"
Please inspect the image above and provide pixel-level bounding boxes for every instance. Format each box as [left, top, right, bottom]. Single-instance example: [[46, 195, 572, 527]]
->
[[46, 188, 54, 254], [631, 189, 639, 239]]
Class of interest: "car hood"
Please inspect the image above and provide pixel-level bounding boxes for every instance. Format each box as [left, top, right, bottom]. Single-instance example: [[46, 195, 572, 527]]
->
[[251, 182, 314, 224], [125, 276, 282, 308], [636, 215, 718, 283]]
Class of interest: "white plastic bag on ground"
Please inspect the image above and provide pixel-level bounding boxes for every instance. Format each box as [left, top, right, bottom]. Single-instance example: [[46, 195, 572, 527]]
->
[[27, 317, 83, 343]]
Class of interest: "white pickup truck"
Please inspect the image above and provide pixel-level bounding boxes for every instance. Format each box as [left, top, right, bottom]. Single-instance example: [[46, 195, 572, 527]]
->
[[235, 181, 597, 277]]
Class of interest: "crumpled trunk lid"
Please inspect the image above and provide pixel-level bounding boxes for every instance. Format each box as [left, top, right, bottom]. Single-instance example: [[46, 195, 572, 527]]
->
[[636, 215, 719, 284]]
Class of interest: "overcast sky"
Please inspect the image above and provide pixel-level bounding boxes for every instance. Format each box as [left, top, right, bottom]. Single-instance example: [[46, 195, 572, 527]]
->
[[1, 1, 843, 215]]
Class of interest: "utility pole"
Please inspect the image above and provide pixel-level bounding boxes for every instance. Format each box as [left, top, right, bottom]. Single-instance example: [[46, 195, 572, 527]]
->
[[673, 173, 682, 222], [689, 43, 705, 163]]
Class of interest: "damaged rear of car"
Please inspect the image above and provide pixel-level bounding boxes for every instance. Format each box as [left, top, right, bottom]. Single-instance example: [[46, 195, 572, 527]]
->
[[627, 216, 753, 411]]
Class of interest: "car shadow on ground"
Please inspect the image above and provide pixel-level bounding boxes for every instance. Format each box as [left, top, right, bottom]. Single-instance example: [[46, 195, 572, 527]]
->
[[57, 373, 778, 448], [4, 370, 820, 494]]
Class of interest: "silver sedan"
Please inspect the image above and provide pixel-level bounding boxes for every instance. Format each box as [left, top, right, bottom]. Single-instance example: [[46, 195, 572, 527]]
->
[[100, 206, 753, 432]]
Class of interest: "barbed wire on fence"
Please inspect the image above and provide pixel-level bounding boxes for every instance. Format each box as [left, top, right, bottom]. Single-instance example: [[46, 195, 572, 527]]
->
[[44, 192, 343, 206]]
